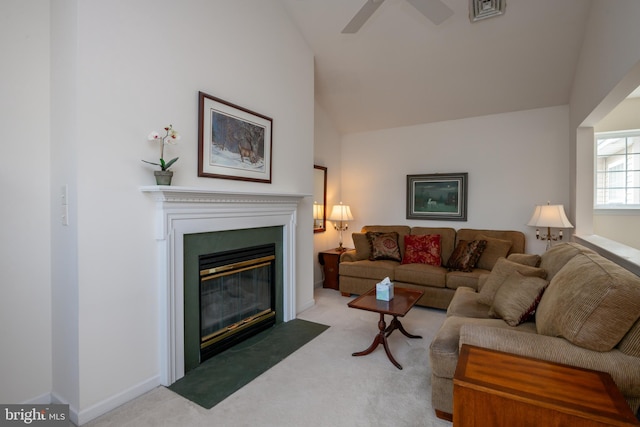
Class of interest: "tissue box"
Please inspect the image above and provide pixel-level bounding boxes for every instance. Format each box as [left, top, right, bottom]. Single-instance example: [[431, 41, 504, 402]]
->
[[376, 282, 394, 301]]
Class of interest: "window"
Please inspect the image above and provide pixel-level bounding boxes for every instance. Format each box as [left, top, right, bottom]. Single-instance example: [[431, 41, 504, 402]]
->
[[595, 130, 640, 208]]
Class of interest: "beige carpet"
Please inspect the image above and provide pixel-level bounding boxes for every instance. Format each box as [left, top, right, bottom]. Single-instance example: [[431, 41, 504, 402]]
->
[[84, 288, 452, 427]]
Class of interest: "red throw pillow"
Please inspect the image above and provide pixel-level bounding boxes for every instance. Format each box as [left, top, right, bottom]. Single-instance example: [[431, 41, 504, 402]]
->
[[401, 234, 442, 266]]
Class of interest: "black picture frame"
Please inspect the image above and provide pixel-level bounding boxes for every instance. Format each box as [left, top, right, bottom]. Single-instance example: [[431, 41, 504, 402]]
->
[[406, 173, 468, 221]]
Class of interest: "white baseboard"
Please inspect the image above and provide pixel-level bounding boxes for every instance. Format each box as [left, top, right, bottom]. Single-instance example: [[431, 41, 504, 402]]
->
[[75, 375, 160, 426], [50, 391, 79, 426]]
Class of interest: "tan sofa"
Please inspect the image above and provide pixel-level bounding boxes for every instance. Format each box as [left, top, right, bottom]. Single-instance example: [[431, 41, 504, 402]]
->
[[339, 225, 526, 309], [429, 242, 640, 419]]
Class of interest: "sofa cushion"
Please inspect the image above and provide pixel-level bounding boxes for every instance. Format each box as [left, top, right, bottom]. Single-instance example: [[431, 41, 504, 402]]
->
[[456, 229, 525, 254], [339, 259, 398, 281], [477, 258, 547, 306], [351, 233, 370, 261], [507, 253, 541, 267], [366, 231, 402, 261], [489, 271, 549, 326], [446, 287, 491, 318], [536, 252, 640, 352], [446, 240, 487, 272], [446, 269, 488, 291], [401, 234, 441, 266], [429, 316, 534, 378], [394, 263, 446, 288], [475, 234, 512, 271], [539, 242, 595, 282]]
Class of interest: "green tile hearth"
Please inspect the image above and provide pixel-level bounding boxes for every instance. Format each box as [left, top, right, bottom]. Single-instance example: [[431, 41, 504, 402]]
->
[[168, 319, 329, 409]]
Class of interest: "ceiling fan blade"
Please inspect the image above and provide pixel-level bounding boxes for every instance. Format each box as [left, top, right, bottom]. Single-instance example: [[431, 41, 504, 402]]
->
[[342, 0, 386, 34], [406, 0, 453, 25]]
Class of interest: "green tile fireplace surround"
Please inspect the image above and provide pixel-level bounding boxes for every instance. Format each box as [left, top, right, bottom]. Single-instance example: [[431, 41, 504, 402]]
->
[[183, 226, 284, 373]]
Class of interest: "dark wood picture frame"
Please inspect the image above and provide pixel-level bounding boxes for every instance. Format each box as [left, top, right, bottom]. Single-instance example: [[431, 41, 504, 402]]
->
[[198, 91, 273, 183], [406, 172, 468, 221], [313, 165, 327, 233]]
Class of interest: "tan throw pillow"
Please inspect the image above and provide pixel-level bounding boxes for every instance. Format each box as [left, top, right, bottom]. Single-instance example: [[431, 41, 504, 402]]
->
[[490, 271, 549, 326], [507, 253, 541, 267], [446, 240, 487, 272], [536, 252, 640, 352], [475, 234, 512, 271], [477, 258, 547, 306], [352, 233, 370, 260], [366, 231, 401, 261]]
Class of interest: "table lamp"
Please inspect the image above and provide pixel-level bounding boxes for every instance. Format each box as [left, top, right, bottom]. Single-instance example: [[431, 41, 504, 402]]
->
[[527, 202, 574, 250], [328, 202, 354, 251]]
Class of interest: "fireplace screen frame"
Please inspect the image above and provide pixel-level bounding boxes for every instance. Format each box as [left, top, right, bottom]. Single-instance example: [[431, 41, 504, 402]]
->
[[198, 243, 277, 362]]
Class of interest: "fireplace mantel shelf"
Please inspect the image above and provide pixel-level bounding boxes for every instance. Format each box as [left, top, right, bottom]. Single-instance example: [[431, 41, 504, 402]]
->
[[140, 185, 310, 203]]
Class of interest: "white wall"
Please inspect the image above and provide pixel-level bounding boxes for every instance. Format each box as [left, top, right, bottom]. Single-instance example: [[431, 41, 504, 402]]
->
[[592, 97, 640, 249], [0, 0, 53, 405], [340, 106, 571, 255], [6, 0, 315, 424], [569, 0, 640, 240], [51, 0, 80, 412], [313, 102, 344, 286]]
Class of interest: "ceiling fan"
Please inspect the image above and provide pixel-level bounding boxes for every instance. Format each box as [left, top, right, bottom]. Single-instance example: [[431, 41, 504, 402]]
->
[[342, 0, 454, 33]]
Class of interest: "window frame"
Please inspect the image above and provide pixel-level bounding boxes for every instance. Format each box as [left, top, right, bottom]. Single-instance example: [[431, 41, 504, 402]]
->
[[594, 130, 640, 211]]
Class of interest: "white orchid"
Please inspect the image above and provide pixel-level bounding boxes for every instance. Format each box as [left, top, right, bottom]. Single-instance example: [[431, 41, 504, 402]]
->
[[143, 124, 180, 171]]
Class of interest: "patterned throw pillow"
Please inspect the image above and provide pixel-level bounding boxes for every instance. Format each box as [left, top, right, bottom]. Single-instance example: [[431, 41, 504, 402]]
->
[[401, 234, 442, 266], [446, 239, 487, 272], [366, 231, 402, 261]]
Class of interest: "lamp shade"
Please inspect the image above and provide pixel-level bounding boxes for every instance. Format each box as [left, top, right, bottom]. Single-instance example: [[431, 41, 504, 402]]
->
[[328, 203, 354, 222], [527, 204, 573, 228]]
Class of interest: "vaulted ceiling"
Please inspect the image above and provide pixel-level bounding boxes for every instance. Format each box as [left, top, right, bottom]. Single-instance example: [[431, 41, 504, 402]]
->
[[280, 0, 592, 134]]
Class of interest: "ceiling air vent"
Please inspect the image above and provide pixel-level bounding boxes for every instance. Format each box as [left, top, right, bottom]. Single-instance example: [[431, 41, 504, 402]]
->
[[470, 0, 506, 22]]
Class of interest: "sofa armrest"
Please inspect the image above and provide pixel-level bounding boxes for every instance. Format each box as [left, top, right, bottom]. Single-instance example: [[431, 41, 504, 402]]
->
[[459, 324, 640, 396], [340, 249, 359, 262]]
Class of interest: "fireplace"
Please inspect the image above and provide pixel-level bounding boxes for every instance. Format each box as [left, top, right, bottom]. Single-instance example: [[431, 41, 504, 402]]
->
[[199, 244, 276, 362], [141, 186, 305, 385]]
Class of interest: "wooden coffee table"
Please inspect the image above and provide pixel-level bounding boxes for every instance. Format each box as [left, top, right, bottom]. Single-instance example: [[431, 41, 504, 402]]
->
[[454, 344, 640, 426], [347, 286, 424, 369]]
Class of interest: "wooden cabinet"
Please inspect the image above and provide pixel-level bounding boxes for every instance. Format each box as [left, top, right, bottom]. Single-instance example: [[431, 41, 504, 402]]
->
[[318, 248, 346, 290], [453, 344, 639, 427]]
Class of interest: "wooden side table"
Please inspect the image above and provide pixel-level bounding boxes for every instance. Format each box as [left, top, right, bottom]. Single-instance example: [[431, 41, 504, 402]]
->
[[318, 248, 347, 290], [347, 286, 424, 369], [453, 344, 640, 427]]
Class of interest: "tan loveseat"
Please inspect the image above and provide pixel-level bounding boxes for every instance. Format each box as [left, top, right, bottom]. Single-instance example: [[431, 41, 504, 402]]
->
[[429, 242, 640, 419], [339, 225, 526, 309]]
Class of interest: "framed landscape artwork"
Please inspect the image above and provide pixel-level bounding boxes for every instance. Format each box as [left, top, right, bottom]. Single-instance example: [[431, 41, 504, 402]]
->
[[406, 173, 468, 221], [198, 91, 273, 183]]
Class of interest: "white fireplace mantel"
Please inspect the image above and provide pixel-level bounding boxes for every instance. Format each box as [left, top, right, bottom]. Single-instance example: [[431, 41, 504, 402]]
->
[[140, 185, 308, 385]]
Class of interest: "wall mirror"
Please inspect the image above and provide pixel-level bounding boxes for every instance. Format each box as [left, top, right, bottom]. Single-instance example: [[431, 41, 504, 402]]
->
[[313, 165, 327, 233]]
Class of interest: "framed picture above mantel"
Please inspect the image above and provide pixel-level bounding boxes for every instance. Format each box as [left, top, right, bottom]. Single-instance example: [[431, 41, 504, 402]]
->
[[406, 172, 468, 221], [198, 91, 273, 183]]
